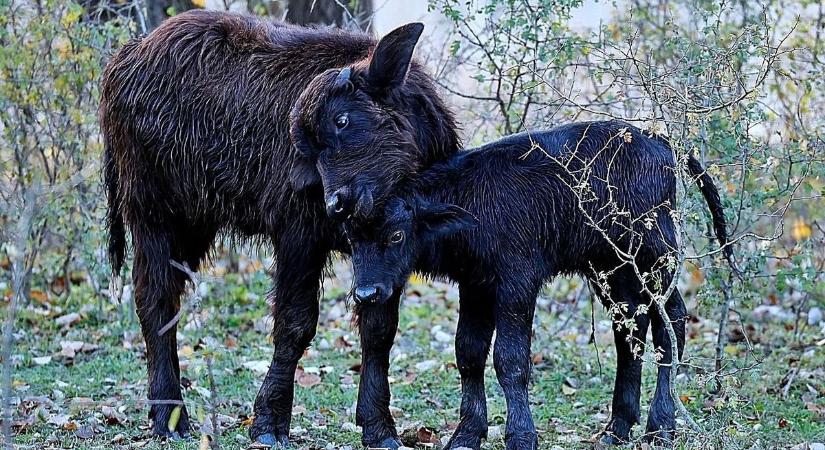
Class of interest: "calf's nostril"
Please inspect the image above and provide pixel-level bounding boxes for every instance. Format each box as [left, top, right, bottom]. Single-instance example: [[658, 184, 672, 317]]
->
[[354, 286, 379, 303]]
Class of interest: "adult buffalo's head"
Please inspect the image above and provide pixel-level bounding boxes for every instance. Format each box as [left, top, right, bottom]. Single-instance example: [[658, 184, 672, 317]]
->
[[289, 23, 457, 221]]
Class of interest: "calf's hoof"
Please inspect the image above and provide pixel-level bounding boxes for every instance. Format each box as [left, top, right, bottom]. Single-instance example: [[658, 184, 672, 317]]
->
[[444, 436, 481, 450], [504, 431, 538, 450], [444, 429, 485, 450], [595, 416, 635, 446], [595, 432, 627, 447], [251, 432, 290, 448], [366, 436, 402, 449], [644, 426, 675, 448], [150, 404, 191, 439]]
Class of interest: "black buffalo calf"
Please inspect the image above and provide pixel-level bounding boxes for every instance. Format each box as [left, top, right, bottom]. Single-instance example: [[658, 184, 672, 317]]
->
[[343, 121, 731, 449], [101, 10, 458, 448]]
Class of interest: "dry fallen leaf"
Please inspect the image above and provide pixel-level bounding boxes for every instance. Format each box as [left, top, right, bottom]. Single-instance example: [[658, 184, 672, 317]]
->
[[296, 369, 321, 389], [199, 434, 211, 450], [416, 426, 439, 444], [168, 406, 182, 432], [561, 384, 577, 396], [75, 425, 95, 439]]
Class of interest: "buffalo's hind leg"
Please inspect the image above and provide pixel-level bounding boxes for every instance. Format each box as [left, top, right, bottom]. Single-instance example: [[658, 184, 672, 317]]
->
[[595, 269, 650, 445], [445, 284, 495, 450], [132, 225, 215, 438], [250, 237, 327, 448]]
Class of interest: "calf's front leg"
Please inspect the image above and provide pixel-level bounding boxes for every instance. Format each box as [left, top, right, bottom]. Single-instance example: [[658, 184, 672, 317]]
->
[[493, 287, 538, 450], [444, 284, 495, 450], [356, 291, 402, 449], [250, 242, 325, 448]]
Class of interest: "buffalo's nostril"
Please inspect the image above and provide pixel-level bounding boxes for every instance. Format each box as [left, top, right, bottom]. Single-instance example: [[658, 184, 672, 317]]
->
[[353, 286, 380, 304]]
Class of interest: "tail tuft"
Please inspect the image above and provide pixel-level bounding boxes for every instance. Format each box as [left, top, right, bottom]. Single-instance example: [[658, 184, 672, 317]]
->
[[104, 152, 126, 276]]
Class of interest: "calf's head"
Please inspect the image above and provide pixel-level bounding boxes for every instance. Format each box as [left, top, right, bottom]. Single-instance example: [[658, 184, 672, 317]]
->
[[290, 23, 454, 220], [344, 197, 477, 305]]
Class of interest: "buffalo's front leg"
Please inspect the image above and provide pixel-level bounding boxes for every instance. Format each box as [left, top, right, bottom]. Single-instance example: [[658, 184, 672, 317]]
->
[[250, 241, 326, 448], [445, 284, 495, 450], [356, 291, 402, 449], [132, 226, 214, 438], [493, 285, 538, 450]]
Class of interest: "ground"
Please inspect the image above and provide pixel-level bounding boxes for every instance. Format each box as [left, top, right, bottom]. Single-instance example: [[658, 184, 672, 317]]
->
[[8, 256, 825, 449]]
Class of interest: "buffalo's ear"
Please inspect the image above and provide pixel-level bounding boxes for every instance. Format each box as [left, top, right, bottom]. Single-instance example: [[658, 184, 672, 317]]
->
[[365, 22, 424, 92], [289, 156, 320, 191], [416, 199, 478, 238]]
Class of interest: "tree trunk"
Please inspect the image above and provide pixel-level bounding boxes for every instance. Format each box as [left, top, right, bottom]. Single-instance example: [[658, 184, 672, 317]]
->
[[145, 0, 197, 30], [285, 0, 373, 31]]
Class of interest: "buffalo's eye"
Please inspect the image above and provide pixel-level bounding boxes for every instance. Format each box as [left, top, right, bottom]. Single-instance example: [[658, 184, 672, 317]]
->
[[388, 230, 404, 245], [334, 113, 349, 130]]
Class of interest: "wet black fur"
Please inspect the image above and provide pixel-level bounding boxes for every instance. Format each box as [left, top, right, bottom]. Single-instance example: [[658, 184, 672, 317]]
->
[[100, 10, 458, 447], [345, 121, 732, 450]]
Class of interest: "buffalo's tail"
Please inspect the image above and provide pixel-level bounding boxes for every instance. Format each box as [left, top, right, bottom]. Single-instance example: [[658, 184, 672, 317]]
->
[[103, 143, 126, 277]]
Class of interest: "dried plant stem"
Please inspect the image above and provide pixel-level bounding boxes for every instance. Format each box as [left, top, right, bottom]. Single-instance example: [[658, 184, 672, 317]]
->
[[2, 187, 38, 450]]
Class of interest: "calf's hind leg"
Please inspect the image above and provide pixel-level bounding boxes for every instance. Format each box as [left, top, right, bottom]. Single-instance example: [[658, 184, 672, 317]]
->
[[445, 284, 495, 450], [597, 270, 650, 444], [493, 283, 538, 450], [646, 286, 687, 444], [132, 226, 214, 438]]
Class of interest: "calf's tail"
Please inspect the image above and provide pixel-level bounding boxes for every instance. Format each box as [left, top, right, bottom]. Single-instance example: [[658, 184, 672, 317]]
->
[[684, 154, 736, 270]]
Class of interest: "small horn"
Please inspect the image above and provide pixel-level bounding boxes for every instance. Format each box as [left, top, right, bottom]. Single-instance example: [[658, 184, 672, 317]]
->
[[335, 67, 352, 88]]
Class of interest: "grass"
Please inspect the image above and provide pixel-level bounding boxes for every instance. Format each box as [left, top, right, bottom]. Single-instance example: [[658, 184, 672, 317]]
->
[[7, 258, 825, 449]]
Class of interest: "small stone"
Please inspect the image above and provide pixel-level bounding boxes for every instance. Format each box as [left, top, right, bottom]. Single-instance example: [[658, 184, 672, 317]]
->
[[415, 359, 439, 371], [487, 425, 502, 440], [55, 313, 81, 327], [809, 443, 825, 450], [808, 307, 823, 326], [434, 330, 452, 343], [341, 422, 359, 433]]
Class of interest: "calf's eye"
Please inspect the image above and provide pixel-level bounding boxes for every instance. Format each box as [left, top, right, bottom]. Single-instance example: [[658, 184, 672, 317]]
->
[[389, 230, 404, 244], [334, 113, 349, 129]]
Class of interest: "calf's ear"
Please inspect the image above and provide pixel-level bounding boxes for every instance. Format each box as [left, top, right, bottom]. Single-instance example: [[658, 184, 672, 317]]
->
[[365, 22, 424, 92], [289, 155, 320, 191], [417, 200, 478, 238]]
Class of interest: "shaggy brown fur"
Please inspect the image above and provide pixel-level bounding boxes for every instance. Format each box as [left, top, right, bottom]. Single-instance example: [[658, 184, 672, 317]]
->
[[100, 10, 457, 447]]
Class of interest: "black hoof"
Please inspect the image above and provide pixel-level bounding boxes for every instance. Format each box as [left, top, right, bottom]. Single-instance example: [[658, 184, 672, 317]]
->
[[596, 416, 634, 447], [444, 432, 484, 450], [596, 430, 629, 446], [644, 427, 675, 448], [504, 432, 537, 450], [254, 432, 290, 448], [366, 436, 402, 449]]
